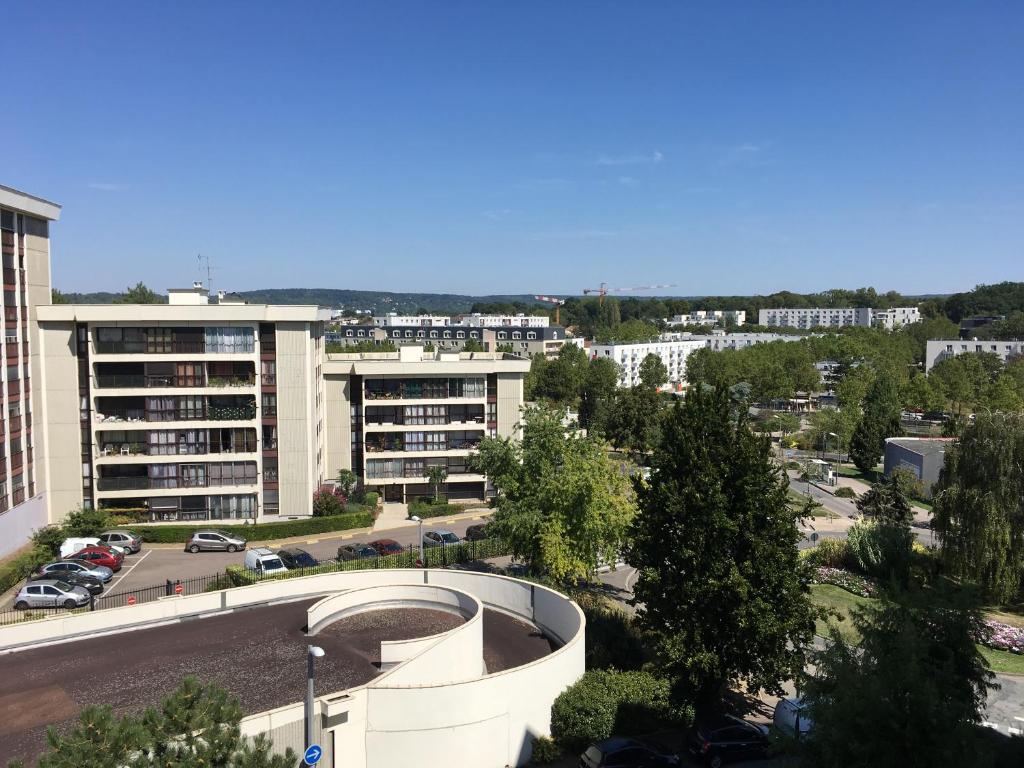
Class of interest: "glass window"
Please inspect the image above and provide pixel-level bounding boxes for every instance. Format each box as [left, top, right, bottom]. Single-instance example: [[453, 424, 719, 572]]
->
[[204, 327, 255, 354], [262, 393, 277, 416]]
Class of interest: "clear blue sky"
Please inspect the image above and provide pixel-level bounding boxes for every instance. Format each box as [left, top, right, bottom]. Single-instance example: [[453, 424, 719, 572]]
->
[[3, 2, 1022, 297]]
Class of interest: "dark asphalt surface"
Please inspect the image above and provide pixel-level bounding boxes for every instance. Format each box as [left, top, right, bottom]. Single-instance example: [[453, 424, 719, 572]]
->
[[0, 598, 554, 766]]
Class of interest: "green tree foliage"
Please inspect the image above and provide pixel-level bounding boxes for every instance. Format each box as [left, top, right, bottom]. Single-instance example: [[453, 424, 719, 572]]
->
[[549, 669, 683, 753], [805, 407, 857, 455], [531, 344, 589, 404], [579, 356, 621, 433], [463, 337, 484, 352], [901, 372, 946, 413], [22, 676, 296, 768], [799, 586, 995, 768], [312, 486, 345, 516], [929, 352, 1005, 415], [335, 469, 358, 496], [594, 319, 661, 344], [971, 310, 1024, 341], [933, 413, 1024, 602], [855, 468, 918, 523], [425, 464, 448, 502], [604, 386, 663, 459], [626, 386, 817, 713], [470, 405, 636, 584], [846, 520, 913, 582], [943, 280, 1024, 322], [685, 340, 820, 404], [116, 281, 163, 304], [61, 506, 111, 537], [638, 353, 668, 390], [849, 371, 902, 472], [326, 340, 396, 353], [51, 288, 70, 304]]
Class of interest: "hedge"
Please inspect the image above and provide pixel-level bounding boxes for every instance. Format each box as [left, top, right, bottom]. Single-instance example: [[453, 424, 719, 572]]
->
[[0, 546, 51, 595], [132, 510, 374, 543], [408, 500, 476, 519]]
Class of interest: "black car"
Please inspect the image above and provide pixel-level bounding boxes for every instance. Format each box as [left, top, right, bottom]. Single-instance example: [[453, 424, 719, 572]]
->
[[276, 547, 318, 569], [464, 524, 488, 541], [580, 737, 679, 768], [687, 714, 769, 767], [26, 569, 103, 595], [337, 543, 379, 562]]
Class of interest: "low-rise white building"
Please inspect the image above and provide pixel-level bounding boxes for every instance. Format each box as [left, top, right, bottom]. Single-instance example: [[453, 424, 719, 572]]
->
[[662, 331, 808, 351], [873, 307, 922, 329], [925, 339, 1024, 372], [458, 313, 549, 328], [590, 339, 706, 390], [374, 314, 452, 328], [665, 310, 746, 327], [759, 307, 873, 329]]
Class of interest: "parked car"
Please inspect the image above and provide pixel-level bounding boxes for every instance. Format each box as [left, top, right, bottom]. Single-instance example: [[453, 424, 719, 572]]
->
[[27, 569, 104, 595], [368, 538, 405, 556], [773, 697, 812, 740], [580, 737, 680, 767], [244, 547, 288, 576], [423, 530, 461, 548], [60, 537, 106, 559], [337, 543, 378, 561], [686, 714, 770, 767], [35, 559, 114, 583], [13, 580, 91, 610], [98, 530, 143, 554], [184, 530, 247, 553], [277, 547, 318, 569], [70, 546, 124, 572], [464, 524, 488, 541]]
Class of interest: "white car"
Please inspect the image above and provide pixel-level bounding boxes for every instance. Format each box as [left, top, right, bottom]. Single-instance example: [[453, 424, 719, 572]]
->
[[14, 579, 91, 610], [59, 537, 129, 559]]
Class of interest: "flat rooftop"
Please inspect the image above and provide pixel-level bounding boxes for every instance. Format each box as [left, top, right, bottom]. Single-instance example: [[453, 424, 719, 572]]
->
[[0, 599, 555, 766], [886, 437, 954, 457]]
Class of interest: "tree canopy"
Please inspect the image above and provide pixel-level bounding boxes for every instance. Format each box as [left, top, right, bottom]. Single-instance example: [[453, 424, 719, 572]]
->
[[849, 370, 902, 472], [116, 281, 164, 304]]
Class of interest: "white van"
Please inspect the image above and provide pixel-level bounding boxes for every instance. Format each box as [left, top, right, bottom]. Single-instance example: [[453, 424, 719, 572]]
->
[[773, 697, 812, 740], [60, 537, 129, 559], [243, 547, 289, 576]]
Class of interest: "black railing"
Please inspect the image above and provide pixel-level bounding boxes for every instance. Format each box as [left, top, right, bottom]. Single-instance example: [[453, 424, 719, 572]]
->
[[0, 539, 506, 626]]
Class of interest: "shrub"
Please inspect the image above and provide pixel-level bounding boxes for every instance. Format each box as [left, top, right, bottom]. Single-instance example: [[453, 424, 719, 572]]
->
[[572, 591, 648, 671], [834, 486, 856, 499], [812, 566, 876, 598], [32, 526, 67, 558], [804, 538, 852, 569], [785, 460, 801, 470], [847, 519, 912, 581], [408, 499, 473, 519], [133, 511, 373, 543], [312, 486, 346, 517], [363, 491, 379, 508], [550, 669, 687, 752], [530, 735, 562, 765], [61, 506, 111, 537], [0, 546, 51, 594]]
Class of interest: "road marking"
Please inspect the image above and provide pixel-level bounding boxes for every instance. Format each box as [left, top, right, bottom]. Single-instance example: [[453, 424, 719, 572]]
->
[[306, 539, 319, 544], [982, 721, 1000, 730], [1014, 716, 1024, 722], [1010, 727, 1022, 736], [106, 549, 152, 592]]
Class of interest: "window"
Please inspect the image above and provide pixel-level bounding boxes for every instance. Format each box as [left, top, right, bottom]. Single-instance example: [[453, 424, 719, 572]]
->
[[345, 329, 353, 337], [262, 424, 277, 449], [262, 393, 277, 416], [498, 331, 507, 339], [146, 328, 172, 354], [146, 396, 177, 421], [405, 431, 425, 451], [177, 396, 205, 420], [443, 331, 451, 338], [512, 331, 521, 339], [261, 360, 276, 384], [457, 331, 465, 339], [527, 331, 536, 339], [392, 330, 400, 338], [430, 330, 438, 338]]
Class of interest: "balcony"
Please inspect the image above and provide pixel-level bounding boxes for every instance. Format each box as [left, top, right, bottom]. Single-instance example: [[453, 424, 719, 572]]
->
[[94, 340, 207, 355]]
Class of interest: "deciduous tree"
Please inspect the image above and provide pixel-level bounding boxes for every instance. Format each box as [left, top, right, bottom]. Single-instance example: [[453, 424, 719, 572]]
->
[[638, 353, 668, 390], [849, 371, 902, 472]]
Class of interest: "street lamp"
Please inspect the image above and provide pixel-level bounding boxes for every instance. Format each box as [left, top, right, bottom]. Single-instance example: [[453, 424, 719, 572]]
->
[[305, 645, 325, 752], [827, 432, 839, 462], [410, 514, 424, 566]]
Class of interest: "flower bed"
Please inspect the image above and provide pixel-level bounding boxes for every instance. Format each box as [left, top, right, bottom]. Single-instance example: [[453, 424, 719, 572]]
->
[[813, 566, 876, 598], [978, 620, 1024, 655]]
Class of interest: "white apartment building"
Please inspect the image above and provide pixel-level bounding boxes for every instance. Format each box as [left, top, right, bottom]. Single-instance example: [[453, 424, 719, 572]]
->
[[458, 313, 549, 328], [872, 306, 922, 329], [758, 307, 873, 329], [590, 339, 706, 390], [925, 339, 1024, 373], [36, 285, 331, 523], [322, 346, 529, 503], [374, 314, 452, 328], [666, 310, 746, 327], [660, 331, 808, 351]]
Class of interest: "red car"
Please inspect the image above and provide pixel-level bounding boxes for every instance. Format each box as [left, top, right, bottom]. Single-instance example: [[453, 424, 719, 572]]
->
[[71, 546, 124, 572], [368, 539, 405, 556]]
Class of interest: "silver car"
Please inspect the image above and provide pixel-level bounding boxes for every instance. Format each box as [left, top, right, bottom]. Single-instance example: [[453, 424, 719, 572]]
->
[[423, 530, 461, 548], [14, 579, 91, 610], [98, 530, 142, 554], [37, 560, 114, 583], [185, 529, 247, 553]]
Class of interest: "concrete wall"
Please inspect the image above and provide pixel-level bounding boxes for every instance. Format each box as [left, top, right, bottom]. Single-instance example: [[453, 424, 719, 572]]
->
[[275, 323, 317, 517], [36, 321, 82, 523], [322, 374, 351, 478], [0, 493, 48, 558], [496, 372, 523, 439]]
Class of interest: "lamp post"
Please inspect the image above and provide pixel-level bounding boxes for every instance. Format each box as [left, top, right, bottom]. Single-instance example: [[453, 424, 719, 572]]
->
[[305, 645, 325, 752], [410, 514, 424, 566]]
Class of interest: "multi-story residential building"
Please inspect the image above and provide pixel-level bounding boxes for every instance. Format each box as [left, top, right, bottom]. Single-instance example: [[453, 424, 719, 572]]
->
[[322, 346, 529, 503], [665, 310, 746, 327], [925, 339, 1024, 373], [458, 313, 549, 328], [0, 186, 60, 555], [758, 307, 873, 329], [373, 314, 453, 328], [330, 322, 569, 358], [36, 284, 330, 523], [661, 331, 808, 351], [590, 338, 706, 390], [872, 307, 921, 329]]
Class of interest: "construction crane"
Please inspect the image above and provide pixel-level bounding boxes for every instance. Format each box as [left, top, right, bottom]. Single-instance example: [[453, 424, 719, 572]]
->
[[533, 294, 566, 325], [582, 282, 677, 305]]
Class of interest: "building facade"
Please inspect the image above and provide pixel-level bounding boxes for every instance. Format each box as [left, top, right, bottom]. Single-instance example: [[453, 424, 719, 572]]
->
[[883, 437, 953, 499], [322, 346, 529, 503], [330, 323, 569, 358], [758, 307, 873, 329], [590, 338, 706, 390], [872, 306, 921, 329], [661, 330, 808, 351], [36, 286, 330, 523], [0, 186, 60, 557], [925, 339, 1024, 372], [666, 309, 746, 327]]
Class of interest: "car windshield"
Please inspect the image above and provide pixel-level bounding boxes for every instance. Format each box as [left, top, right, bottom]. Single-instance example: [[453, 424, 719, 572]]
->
[[441, 533, 459, 543], [54, 581, 73, 591], [262, 558, 285, 570]]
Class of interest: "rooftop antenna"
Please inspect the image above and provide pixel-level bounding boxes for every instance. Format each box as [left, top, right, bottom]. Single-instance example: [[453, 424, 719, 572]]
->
[[197, 254, 215, 293]]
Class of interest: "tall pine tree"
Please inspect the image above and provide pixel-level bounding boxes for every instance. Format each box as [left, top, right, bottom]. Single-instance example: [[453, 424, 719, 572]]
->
[[849, 370, 903, 472], [626, 386, 817, 714]]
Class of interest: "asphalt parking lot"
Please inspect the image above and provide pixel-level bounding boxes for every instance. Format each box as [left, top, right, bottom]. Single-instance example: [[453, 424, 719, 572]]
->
[[0, 597, 554, 766]]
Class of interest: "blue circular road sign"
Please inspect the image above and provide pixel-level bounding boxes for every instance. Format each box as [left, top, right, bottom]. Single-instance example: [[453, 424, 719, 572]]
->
[[303, 744, 322, 766]]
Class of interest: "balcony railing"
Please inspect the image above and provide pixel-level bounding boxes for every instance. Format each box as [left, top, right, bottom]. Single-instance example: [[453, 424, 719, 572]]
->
[[97, 476, 151, 491], [94, 341, 206, 355], [97, 475, 257, 491]]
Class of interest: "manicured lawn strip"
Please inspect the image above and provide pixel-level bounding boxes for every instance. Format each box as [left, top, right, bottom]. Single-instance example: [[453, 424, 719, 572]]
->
[[978, 645, 1024, 676], [131, 510, 374, 543]]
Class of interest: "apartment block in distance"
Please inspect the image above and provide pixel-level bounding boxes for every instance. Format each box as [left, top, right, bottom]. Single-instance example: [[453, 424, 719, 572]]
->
[[36, 285, 330, 523], [322, 345, 529, 503], [665, 310, 746, 327], [0, 186, 60, 556], [758, 307, 873, 329], [925, 339, 1024, 373], [590, 338, 706, 390], [872, 306, 921, 329]]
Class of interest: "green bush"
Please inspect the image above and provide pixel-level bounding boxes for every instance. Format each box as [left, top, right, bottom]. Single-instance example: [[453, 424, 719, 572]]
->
[[804, 537, 853, 569], [785, 460, 801, 470], [62, 506, 111, 537], [530, 735, 563, 765], [834, 486, 856, 499], [572, 592, 648, 671], [550, 669, 688, 753], [0, 546, 51, 594], [847, 519, 912, 581], [408, 499, 474, 519], [363, 491, 379, 508], [133, 511, 373, 543], [32, 526, 67, 558]]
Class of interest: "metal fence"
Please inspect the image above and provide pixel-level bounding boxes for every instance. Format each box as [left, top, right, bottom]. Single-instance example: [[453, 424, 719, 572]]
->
[[0, 538, 508, 627]]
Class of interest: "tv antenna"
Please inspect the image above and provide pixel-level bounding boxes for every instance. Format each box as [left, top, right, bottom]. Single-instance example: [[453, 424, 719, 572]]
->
[[197, 254, 215, 293]]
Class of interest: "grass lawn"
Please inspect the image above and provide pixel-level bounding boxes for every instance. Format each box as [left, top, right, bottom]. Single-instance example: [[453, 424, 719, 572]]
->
[[812, 585, 1024, 674], [834, 464, 883, 484], [983, 607, 1024, 628], [788, 490, 837, 519]]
